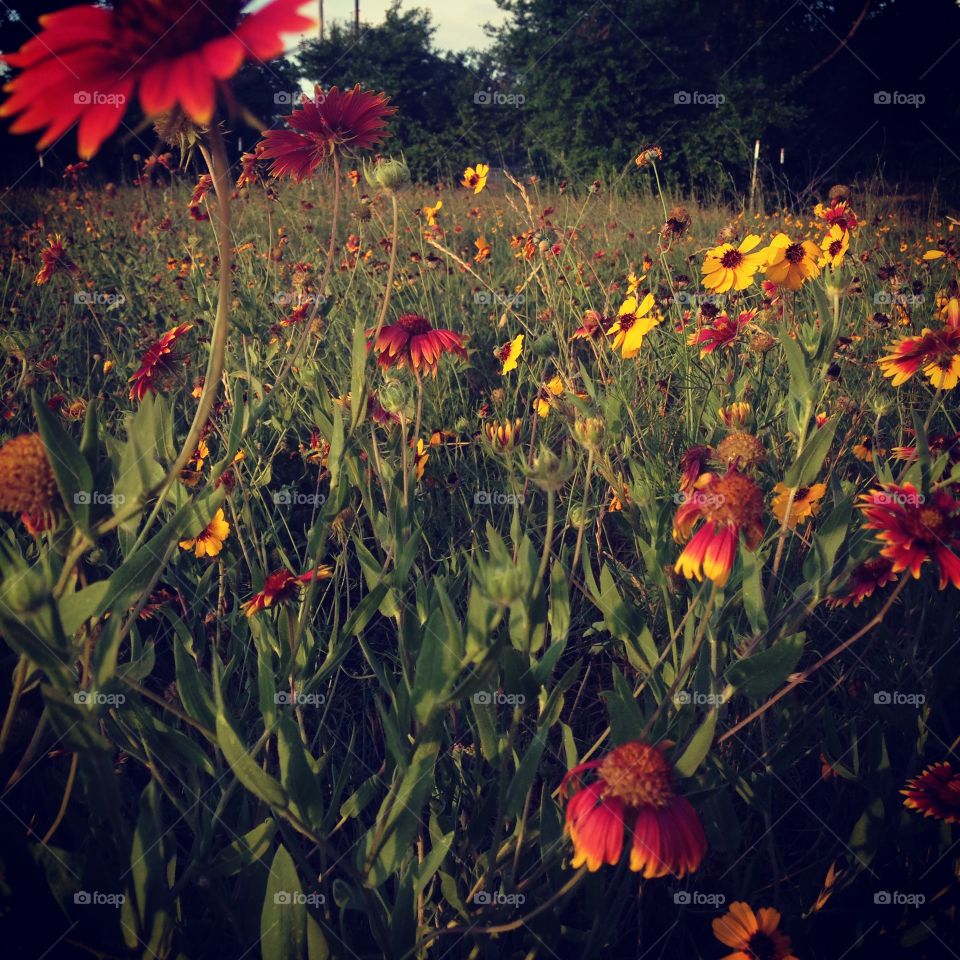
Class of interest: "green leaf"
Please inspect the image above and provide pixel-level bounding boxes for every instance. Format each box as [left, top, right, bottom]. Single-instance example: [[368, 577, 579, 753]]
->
[[674, 710, 717, 778], [602, 665, 644, 744], [412, 606, 461, 725], [33, 391, 94, 530], [726, 633, 805, 700], [215, 709, 288, 809], [261, 845, 306, 960], [209, 819, 277, 876], [785, 416, 838, 488], [58, 581, 110, 636], [505, 725, 549, 817]]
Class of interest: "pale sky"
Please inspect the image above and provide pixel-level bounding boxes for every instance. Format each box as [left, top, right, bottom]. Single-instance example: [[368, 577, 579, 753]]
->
[[287, 0, 509, 51]]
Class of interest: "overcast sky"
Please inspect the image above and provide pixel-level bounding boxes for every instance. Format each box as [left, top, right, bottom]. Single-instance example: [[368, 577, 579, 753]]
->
[[288, 0, 509, 51]]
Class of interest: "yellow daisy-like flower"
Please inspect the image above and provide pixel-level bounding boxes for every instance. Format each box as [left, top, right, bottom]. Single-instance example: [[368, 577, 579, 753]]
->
[[534, 375, 564, 418], [607, 293, 660, 359], [414, 439, 429, 480], [422, 199, 442, 225], [474, 236, 491, 263], [626, 272, 646, 295], [496, 334, 524, 374], [771, 482, 827, 529], [819, 224, 849, 269], [179, 508, 230, 558], [764, 233, 821, 290], [461, 163, 489, 194], [701, 235, 766, 293]]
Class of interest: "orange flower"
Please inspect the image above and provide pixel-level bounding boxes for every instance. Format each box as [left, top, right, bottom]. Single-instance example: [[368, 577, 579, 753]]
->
[[673, 468, 765, 586], [35, 234, 77, 285], [814, 199, 858, 234], [0, 0, 315, 158], [712, 902, 797, 960], [878, 327, 960, 390], [902, 761, 960, 824], [474, 236, 491, 263], [129, 323, 193, 402], [368, 314, 467, 377], [561, 741, 707, 877], [242, 567, 333, 617], [258, 85, 395, 181], [857, 483, 960, 589]]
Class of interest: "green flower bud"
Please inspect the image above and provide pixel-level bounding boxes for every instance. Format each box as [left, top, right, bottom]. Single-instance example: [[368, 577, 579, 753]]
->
[[364, 156, 410, 193]]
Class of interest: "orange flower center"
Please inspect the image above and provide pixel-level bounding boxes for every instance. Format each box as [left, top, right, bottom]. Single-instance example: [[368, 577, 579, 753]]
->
[[598, 742, 674, 809], [918, 507, 944, 532], [720, 249, 744, 269], [701, 471, 765, 528]]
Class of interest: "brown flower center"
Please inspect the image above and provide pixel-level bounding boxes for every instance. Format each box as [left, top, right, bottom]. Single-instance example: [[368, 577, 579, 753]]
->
[[701, 471, 765, 528], [746, 931, 780, 960], [720, 249, 744, 269], [785, 242, 806, 264], [598, 742, 674, 809], [396, 313, 433, 335], [715, 431, 765, 469]]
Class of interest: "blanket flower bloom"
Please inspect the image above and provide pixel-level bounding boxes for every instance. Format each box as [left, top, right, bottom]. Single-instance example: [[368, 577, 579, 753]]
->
[[179, 508, 230, 558], [129, 323, 193, 402], [0, 0, 315, 158], [902, 761, 960, 824], [368, 314, 467, 377], [561, 740, 707, 878], [242, 567, 333, 616], [878, 327, 960, 390]]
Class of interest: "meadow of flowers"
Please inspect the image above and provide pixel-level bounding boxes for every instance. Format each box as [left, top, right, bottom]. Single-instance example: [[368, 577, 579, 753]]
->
[[1, 5, 960, 959]]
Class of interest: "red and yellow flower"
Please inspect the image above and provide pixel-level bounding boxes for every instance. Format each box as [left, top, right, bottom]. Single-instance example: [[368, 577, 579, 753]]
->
[[242, 566, 333, 617], [878, 327, 960, 390], [857, 483, 960, 589], [825, 556, 898, 608], [902, 761, 960, 824], [258, 85, 395, 181], [368, 314, 467, 377], [673, 468, 765, 586], [689, 309, 754, 356], [129, 323, 193, 403], [561, 740, 707, 878], [0, 0, 315, 158], [496, 334, 524, 375], [35, 234, 77, 285]]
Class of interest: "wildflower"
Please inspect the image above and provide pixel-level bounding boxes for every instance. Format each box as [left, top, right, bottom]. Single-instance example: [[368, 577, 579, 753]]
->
[[673, 468, 765, 586], [414, 439, 429, 480], [179, 508, 230, 559], [660, 206, 691, 244], [128, 323, 193, 402], [242, 567, 333, 617], [679, 445, 712, 493], [474, 236, 491, 263], [188, 174, 213, 221], [892, 432, 960, 463], [571, 310, 610, 341], [534, 376, 564, 417], [764, 233, 821, 290], [702, 235, 766, 293], [0, 0, 314, 158], [857, 483, 960, 589], [852, 436, 881, 463], [819, 225, 850, 269], [771, 482, 827, 529], [236, 146, 264, 188], [422, 200, 442, 226], [902, 761, 960, 824], [461, 163, 489, 194], [878, 327, 960, 390], [815, 198, 858, 234], [259, 85, 395, 182], [825, 556, 897, 608], [561, 740, 707, 877], [608, 293, 660, 358], [368, 314, 467, 378], [0, 433, 60, 534], [714, 432, 765, 471], [634, 145, 663, 166], [712, 902, 798, 960], [750, 330, 776, 353], [689, 310, 754, 356], [35, 235, 77, 285], [484, 419, 522, 454], [718, 402, 751, 428], [496, 334, 524, 375]]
